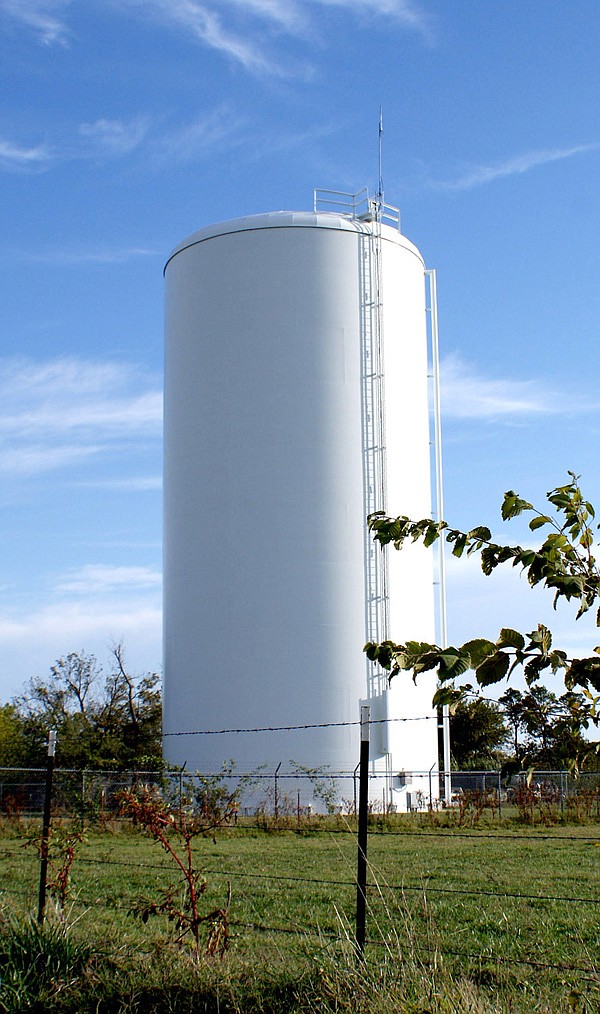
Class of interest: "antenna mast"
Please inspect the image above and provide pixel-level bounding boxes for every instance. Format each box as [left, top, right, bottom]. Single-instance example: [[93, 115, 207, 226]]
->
[[377, 106, 384, 217]]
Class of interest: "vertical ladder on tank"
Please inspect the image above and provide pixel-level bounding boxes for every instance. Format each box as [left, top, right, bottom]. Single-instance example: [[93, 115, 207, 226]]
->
[[360, 213, 390, 701]]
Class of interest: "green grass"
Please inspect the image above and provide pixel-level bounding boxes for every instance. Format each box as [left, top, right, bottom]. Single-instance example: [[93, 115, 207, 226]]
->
[[1, 818, 599, 1012]]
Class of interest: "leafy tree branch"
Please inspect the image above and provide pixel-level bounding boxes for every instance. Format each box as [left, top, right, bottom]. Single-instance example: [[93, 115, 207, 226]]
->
[[365, 473, 600, 769]]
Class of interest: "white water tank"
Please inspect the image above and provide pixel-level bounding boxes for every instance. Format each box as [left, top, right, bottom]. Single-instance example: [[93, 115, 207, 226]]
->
[[163, 205, 438, 801]]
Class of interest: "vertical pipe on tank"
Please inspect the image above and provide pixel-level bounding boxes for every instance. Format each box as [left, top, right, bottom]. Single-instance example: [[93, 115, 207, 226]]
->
[[426, 268, 451, 802]]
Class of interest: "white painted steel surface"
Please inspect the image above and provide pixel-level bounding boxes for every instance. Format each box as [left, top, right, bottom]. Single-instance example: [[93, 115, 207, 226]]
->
[[163, 210, 437, 804]]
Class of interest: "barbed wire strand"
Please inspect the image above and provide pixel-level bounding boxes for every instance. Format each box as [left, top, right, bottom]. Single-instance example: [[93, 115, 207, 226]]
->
[[0, 891, 596, 979], [2, 848, 599, 906], [163, 715, 436, 737], [4, 816, 600, 849]]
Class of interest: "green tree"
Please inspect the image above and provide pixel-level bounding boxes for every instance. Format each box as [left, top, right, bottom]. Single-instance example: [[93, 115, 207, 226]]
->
[[449, 698, 509, 770], [0, 704, 30, 767], [497, 685, 590, 770], [11, 645, 162, 769], [365, 473, 600, 770]]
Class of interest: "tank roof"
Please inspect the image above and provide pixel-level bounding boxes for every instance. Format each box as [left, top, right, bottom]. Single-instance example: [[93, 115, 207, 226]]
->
[[165, 210, 423, 273]]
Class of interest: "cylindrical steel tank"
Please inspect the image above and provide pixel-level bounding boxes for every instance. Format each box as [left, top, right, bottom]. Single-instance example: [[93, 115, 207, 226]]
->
[[163, 209, 437, 800]]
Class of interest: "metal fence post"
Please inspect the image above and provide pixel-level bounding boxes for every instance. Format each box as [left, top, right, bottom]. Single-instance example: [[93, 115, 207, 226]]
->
[[37, 730, 57, 925], [356, 704, 370, 960], [274, 762, 281, 819]]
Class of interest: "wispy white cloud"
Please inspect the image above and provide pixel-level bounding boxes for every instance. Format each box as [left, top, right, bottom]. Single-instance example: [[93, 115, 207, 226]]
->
[[0, 358, 162, 476], [0, 137, 53, 170], [0, 443, 107, 475], [0, 118, 150, 174], [224, 0, 428, 31], [435, 143, 599, 192], [0, 390, 162, 437], [78, 116, 150, 156], [0, 104, 247, 174], [3, 0, 429, 77], [440, 354, 599, 421], [76, 475, 162, 491], [156, 106, 248, 164], [0, 0, 71, 45], [315, 0, 430, 34], [119, 0, 284, 75], [223, 0, 305, 31], [112, 0, 428, 76], [0, 242, 159, 263], [247, 119, 340, 160], [56, 564, 161, 595], [17, 245, 159, 265]]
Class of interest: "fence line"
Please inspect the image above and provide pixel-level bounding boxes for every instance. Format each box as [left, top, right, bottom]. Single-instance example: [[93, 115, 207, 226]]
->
[[3, 874, 599, 978], [2, 765, 599, 824], [3, 841, 599, 907], [2, 755, 600, 988]]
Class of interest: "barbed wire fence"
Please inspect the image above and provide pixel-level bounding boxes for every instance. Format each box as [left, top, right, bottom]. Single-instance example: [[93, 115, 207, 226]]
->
[[1, 830, 599, 981], [1, 713, 600, 983]]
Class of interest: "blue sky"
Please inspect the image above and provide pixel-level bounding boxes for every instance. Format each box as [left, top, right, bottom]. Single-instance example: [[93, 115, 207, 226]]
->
[[0, 0, 599, 701]]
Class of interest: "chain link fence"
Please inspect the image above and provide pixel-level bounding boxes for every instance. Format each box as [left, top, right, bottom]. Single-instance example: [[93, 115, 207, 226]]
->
[[1, 766, 600, 822]]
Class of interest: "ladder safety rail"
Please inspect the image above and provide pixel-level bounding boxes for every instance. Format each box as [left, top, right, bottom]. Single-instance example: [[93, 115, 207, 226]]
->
[[312, 185, 395, 699], [360, 221, 389, 701]]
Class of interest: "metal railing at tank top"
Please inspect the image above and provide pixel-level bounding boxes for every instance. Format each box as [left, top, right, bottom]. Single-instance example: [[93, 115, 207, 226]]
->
[[313, 187, 400, 229]]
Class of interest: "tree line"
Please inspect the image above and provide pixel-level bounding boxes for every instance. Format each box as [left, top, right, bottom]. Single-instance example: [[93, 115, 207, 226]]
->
[[448, 691, 596, 771], [0, 646, 590, 773], [0, 645, 162, 770]]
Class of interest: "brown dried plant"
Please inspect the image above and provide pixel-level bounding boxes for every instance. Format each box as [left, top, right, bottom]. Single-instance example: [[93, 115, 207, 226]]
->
[[119, 784, 232, 959], [26, 824, 86, 916]]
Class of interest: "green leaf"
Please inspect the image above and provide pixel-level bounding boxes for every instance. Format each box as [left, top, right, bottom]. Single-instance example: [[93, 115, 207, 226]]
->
[[413, 651, 449, 676], [501, 493, 533, 521], [451, 535, 467, 558], [436, 651, 472, 679], [432, 686, 464, 708], [423, 524, 442, 548], [466, 526, 491, 543], [527, 625, 552, 653], [475, 652, 511, 687], [461, 638, 496, 668], [529, 515, 552, 531], [496, 628, 525, 650]]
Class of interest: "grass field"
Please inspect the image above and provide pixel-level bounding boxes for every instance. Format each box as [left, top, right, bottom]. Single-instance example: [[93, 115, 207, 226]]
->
[[1, 816, 599, 1012]]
